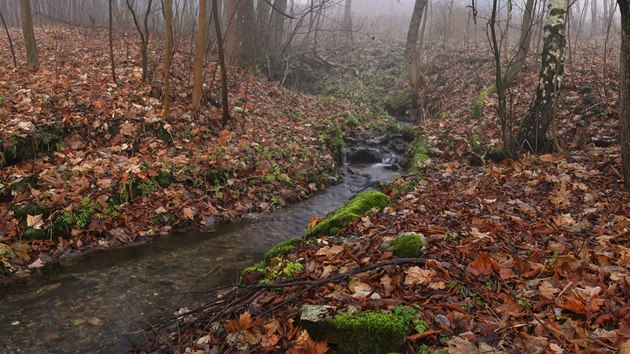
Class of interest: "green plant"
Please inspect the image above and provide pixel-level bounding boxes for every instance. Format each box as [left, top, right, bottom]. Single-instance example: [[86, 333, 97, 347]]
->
[[264, 238, 303, 263], [136, 179, 157, 196], [445, 231, 459, 241]]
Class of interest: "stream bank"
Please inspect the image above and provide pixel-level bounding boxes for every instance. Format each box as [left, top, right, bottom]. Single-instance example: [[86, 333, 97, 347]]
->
[[0, 145, 403, 353]]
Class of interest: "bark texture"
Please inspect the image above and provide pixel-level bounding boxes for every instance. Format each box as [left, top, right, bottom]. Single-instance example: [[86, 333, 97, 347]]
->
[[163, 0, 173, 119], [619, 0, 630, 188], [225, 0, 255, 64], [213, 0, 230, 126], [19, 0, 39, 71], [342, 0, 353, 45], [269, 0, 287, 53], [505, 0, 535, 86], [517, 0, 568, 153], [192, 0, 207, 111], [404, 0, 428, 90]]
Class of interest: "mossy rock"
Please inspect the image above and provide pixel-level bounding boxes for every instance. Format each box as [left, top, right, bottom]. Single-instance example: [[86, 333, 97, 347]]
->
[[264, 237, 303, 263], [386, 232, 426, 258], [384, 88, 417, 118], [305, 191, 390, 238], [23, 227, 49, 240], [301, 308, 409, 354]]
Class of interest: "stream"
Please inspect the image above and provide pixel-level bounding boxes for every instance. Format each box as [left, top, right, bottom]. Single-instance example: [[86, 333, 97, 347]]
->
[[0, 147, 401, 353]]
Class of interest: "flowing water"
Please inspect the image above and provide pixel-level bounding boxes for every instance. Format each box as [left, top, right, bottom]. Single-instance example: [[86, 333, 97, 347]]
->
[[0, 148, 401, 353]]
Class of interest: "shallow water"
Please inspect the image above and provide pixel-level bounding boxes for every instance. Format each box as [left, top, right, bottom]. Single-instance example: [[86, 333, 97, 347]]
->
[[0, 153, 400, 353]]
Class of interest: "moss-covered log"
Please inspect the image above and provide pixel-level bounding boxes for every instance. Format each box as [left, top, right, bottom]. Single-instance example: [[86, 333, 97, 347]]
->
[[305, 191, 390, 238]]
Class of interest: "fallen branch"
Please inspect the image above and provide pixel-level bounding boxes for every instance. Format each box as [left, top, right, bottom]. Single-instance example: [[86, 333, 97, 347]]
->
[[153, 257, 425, 332]]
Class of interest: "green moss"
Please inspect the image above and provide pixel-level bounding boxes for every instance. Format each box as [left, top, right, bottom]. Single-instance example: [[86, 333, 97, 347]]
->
[[329, 311, 409, 353], [242, 261, 266, 277], [156, 169, 173, 188], [409, 139, 430, 171], [384, 87, 417, 117], [264, 237, 303, 263], [23, 227, 49, 240], [305, 191, 390, 238], [471, 84, 496, 120], [387, 232, 426, 258]]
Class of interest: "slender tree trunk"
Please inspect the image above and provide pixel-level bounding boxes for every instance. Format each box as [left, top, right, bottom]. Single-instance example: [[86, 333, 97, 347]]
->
[[212, 0, 230, 127], [269, 0, 287, 52], [225, 0, 255, 64], [192, 0, 207, 111], [256, 0, 271, 54], [109, 0, 117, 84], [504, 0, 535, 85], [125, 0, 153, 81], [504, 0, 511, 62], [163, 0, 173, 119], [404, 0, 428, 90], [19, 0, 39, 71], [490, 0, 517, 158], [591, 0, 598, 37], [0, 9, 17, 68], [342, 0, 352, 45], [619, 0, 630, 188], [518, 0, 569, 153]]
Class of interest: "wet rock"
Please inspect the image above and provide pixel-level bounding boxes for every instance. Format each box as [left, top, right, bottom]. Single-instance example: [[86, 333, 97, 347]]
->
[[435, 314, 451, 328], [346, 148, 382, 165]]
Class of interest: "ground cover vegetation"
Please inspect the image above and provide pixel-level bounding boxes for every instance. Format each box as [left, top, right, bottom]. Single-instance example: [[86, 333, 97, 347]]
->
[[143, 1, 628, 352], [0, 0, 629, 353]]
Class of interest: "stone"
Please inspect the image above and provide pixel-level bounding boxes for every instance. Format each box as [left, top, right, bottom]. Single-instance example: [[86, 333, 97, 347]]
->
[[305, 191, 390, 238], [300, 307, 409, 354], [386, 232, 426, 258], [346, 148, 382, 165]]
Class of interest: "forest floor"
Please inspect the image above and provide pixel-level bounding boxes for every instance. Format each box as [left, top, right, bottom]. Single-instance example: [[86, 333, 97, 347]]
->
[[0, 27, 410, 282], [146, 38, 630, 353]]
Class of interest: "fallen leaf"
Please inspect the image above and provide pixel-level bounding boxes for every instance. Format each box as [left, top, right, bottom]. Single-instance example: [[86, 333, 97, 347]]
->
[[466, 253, 494, 276], [404, 266, 435, 286], [182, 207, 196, 220], [315, 245, 343, 257], [27, 214, 44, 229]]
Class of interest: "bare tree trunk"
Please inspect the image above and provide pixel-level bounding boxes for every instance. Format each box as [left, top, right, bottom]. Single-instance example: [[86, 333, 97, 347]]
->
[[504, 0, 511, 62], [342, 0, 352, 45], [490, 0, 517, 158], [619, 0, 630, 188], [269, 0, 287, 53], [192, 0, 207, 111], [404, 0, 428, 90], [19, 0, 39, 71], [212, 0, 230, 127], [0, 9, 17, 68], [518, 0, 569, 153], [109, 0, 117, 84], [163, 0, 173, 120], [256, 0, 271, 54], [125, 0, 153, 81], [504, 0, 535, 85], [225, 0, 255, 64], [591, 0, 598, 37]]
